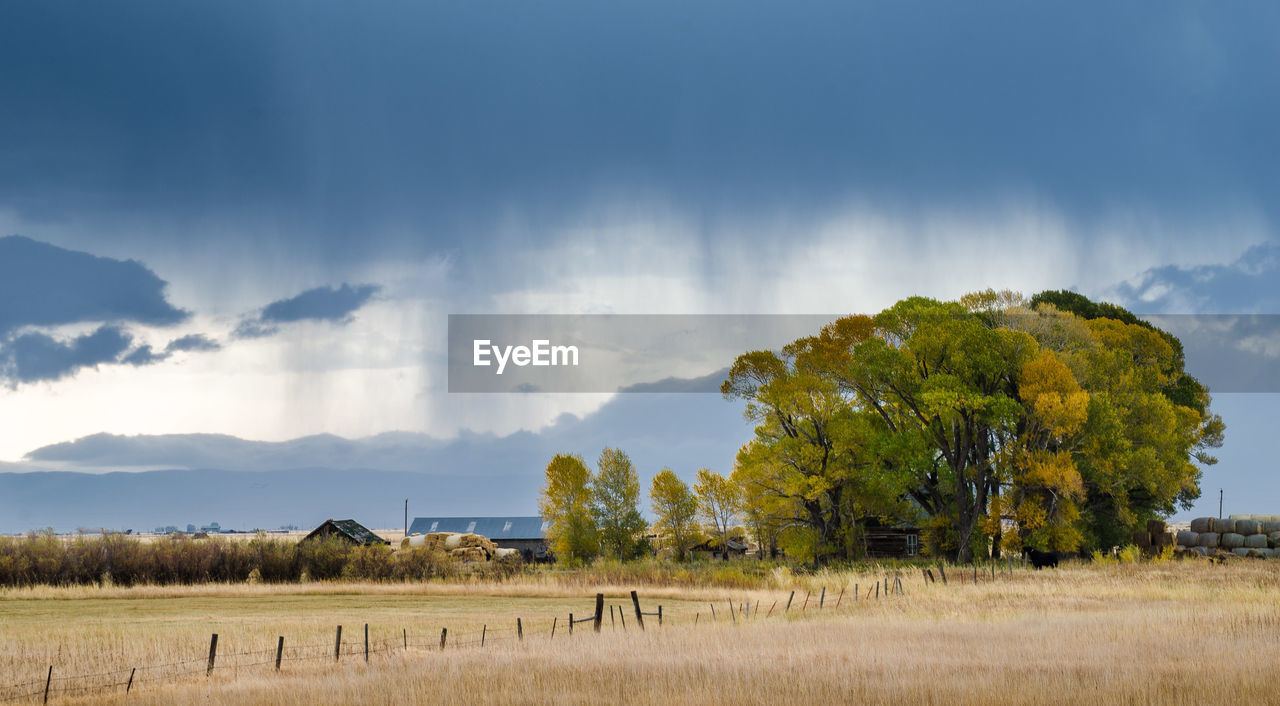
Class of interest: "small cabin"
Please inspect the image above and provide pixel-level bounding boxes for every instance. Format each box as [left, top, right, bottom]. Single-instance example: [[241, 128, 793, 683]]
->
[[863, 527, 921, 558]]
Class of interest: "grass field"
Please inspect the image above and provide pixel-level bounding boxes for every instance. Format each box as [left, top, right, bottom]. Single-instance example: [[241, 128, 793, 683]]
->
[[3, 558, 1279, 704]]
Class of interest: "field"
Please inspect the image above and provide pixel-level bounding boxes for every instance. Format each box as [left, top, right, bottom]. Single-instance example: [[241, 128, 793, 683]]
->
[[3, 559, 1279, 705]]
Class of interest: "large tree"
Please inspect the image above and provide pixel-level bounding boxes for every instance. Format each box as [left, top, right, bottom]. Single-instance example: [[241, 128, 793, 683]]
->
[[649, 469, 701, 561], [592, 448, 647, 561], [538, 453, 598, 564], [724, 292, 1223, 562]]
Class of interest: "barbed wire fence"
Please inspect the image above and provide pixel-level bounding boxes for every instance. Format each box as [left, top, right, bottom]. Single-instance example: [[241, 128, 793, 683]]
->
[[0, 560, 1022, 703]]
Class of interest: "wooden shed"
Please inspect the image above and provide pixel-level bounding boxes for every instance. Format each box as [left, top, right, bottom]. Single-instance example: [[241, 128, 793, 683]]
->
[[302, 519, 389, 546], [863, 526, 921, 558]]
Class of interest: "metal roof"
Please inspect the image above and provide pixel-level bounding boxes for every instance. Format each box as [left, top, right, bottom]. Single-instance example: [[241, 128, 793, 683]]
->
[[303, 519, 389, 545], [408, 516, 547, 539]]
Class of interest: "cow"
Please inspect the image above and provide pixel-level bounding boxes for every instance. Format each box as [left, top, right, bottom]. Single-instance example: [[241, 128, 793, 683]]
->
[[1024, 548, 1060, 569]]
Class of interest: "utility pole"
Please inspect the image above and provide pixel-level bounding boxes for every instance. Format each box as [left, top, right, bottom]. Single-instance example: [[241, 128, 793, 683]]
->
[[1219, 489, 1223, 519], [404, 499, 408, 537]]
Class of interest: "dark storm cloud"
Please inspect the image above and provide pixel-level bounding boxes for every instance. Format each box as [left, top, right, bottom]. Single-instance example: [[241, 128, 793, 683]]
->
[[260, 284, 380, 324], [121, 334, 221, 367], [0, 236, 188, 336], [234, 284, 380, 338], [1, 2, 1277, 261], [1118, 242, 1280, 315], [1, 325, 133, 384], [165, 334, 221, 353]]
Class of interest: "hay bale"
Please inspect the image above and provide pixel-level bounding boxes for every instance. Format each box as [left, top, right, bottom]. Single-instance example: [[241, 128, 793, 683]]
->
[[1269, 531, 1280, 548], [1245, 534, 1269, 548], [1229, 514, 1250, 521], [444, 533, 463, 550], [1146, 519, 1167, 535], [1232, 547, 1251, 557], [1176, 530, 1198, 547], [1214, 518, 1237, 534], [1190, 517, 1214, 533], [1261, 522, 1280, 534], [1191, 546, 1208, 556], [1249, 548, 1275, 559], [1157, 531, 1174, 547], [1236, 519, 1261, 535], [1221, 532, 1247, 549], [1132, 530, 1151, 547], [1197, 532, 1220, 547]]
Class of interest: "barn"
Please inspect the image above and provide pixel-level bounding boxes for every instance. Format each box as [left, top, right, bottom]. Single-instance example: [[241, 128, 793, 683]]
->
[[408, 516, 549, 560], [302, 519, 390, 546]]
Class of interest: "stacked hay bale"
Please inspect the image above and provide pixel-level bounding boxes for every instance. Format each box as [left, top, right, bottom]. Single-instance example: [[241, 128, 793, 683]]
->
[[400, 531, 503, 562], [449, 533, 498, 562], [1133, 520, 1174, 556], [1175, 515, 1280, 558]]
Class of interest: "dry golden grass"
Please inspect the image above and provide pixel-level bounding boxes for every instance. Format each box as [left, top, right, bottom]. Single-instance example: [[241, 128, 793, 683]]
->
[[4, 558, 1279, 704]]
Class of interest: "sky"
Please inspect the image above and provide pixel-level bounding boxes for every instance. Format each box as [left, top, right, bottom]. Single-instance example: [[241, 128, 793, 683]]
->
[[1, 2, 1279, 523]]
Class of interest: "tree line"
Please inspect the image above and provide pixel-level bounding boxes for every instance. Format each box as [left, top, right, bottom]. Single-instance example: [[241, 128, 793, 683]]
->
[[541, 291, 1224, 565], [538, 448, 748, 564]]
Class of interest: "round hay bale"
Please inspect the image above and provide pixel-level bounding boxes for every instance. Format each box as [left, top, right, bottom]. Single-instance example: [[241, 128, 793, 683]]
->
[[1229, 514, 1247, 521], [1261, 521, 1280, 534], [1247, 548, 1271, 559], [1146, 519, 1167, 535], [1214, 518, 1237, 534], [1191, 545, 1208, 556], [1232, 547, 1251, 557], [1269, 531, 1280, 548], [1236, 519, 1261, 535], [1197, 532, 1220, 547], [1221, 532, 1246, 549], [1132, 530, 1152, 547], [1176, 530, 1198, 546], [1189, 517, 1214, 533], [1245, 533, 1269, 548], [444, 533, 463, 550]]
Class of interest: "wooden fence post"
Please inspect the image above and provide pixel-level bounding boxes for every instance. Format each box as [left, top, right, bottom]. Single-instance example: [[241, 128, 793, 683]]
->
[[550, 617, 557, 639], [835, 587, 845, 608], [276, 636, 284, 671], [569, 613, 574, 635], [855, 583, 859, 601], [729, 600, 736, 623], [334, 626, 342, 661], [786, 590, 795, 612], [518, 618, 523, 641], [43, 666, 51, 705], [710, 603, 716, 621], [482, 625, 487, 647], [610, 605, 615, 628], [403, 628, 407, 649], [875, 582, 879, 599], [364, 624, 370, 662], [767, 600, 777, 617], [939, 565, 947, 584], [658, 605, 663, 626], [594, 593, 604, 633], [631, 590, 645, 630], [207, 634, 219, 676], [440, 627, 447, 650], [618, 609, 626, 630], [802, 591, 809, 611], [819, 586, 826, 609], [126, 667, 136, 693]]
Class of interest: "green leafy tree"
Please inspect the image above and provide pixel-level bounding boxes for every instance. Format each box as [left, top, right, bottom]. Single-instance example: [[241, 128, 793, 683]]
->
[[649, 469, 701, 561], [538, 453, 598, 564], [723, 291, 1223, 563], [694, 468, 742, 557], [592, 448, 647, 560]]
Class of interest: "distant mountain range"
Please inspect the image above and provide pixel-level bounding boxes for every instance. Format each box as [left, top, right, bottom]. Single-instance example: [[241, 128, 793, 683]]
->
[[0, 392, 750, 533]]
